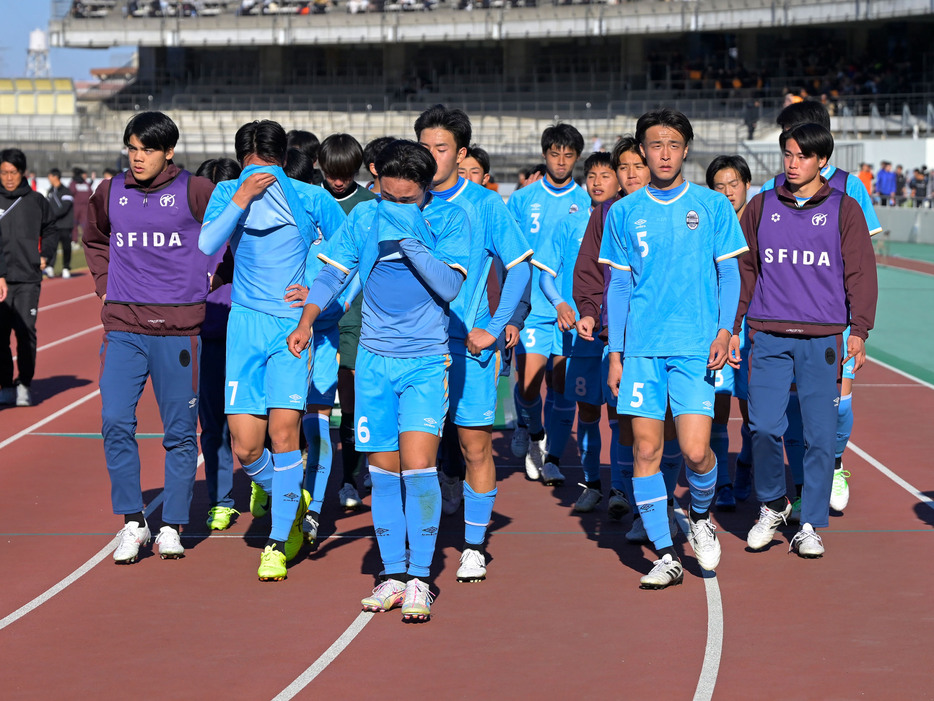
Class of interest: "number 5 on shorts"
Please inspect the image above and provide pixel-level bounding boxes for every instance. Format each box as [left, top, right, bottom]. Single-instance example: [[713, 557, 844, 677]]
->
[[630, 382, 645, 408]]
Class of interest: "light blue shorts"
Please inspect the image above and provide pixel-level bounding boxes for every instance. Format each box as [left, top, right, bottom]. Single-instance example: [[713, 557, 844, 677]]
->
[[225, 306, 310, 415], [619, 355, 716, 420], [565, 355, 605, 406], [354, 347, 450, 452], [516, 316, 556, 357], [449, 347, 501, 427], [842, 326, 856, 380], [307, 323, 339, 407], [601, 345, 617, 409], [714, 366, 736, 396]]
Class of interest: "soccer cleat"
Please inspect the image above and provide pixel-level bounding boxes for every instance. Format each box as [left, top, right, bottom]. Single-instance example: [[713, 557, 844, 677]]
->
[[714, 485, 736, 512], [289, 489, 312, 553], [401, 578, 434, 621], [524, 434, 546, 480], [43, 265, 54, 278], [154, 526, 185, 559], [113, 521, 151, 564], [0, 387, 14, 405], [439, 472, 463, 516], [688, 518, 721, 571], [338, 483, 363, 510], [733, 459, 753, 501], [639, 554, 684, 590], [830, 467, 851, 512], [607, 488, 631, 520], [250, 481, 270, 518], [511, 426, 530, 458], [206, 506, 239, 531], [573, 483, 602, 513], [626, 516, 649, 544], [362, 471, 372, 492], [302, 513, 319, 545], [789, 497, 802, 524], [789, 523, 824, 558], [61, 268, 71, 279], [257, 545, 287, 581], [455, 548, 487, 582], [669, 507, 680, 540], [362, 578, 406, 612], [15, 384, 32, 407], [746, 499, 793, 550], [540, 460, 565, 486]]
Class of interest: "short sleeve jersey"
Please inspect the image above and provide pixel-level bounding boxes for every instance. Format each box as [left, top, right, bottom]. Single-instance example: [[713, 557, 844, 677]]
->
[[598, 183, 748, 357], [507, 178, 592, 323]]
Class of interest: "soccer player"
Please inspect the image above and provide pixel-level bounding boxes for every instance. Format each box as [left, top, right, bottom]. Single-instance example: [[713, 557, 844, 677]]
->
[[534, 151, 619, 510], [84, 112, 216, 562], [600, 109, 747, 589], [458, 144, 491, 187], [761, 100, 882, 519], [705, 155, 754, 510], [507, 123, 591, 483], [416, 105, 531, 582], [288, 139, 469, 621], [199, 120, 346, 581], [731, 123, 877, 557]]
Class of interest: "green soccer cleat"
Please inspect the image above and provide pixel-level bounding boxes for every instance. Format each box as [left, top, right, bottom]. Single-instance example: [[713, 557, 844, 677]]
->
[[206, 506, 239, 531], [257, 545, 287, 581], [250, 482, 270, 518], [284, 489, 311, 561]]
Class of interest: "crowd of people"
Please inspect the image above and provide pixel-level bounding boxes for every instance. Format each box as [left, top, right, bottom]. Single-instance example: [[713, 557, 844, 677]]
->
[[854, 161, 931, 208], [0, 98, 878, 621]]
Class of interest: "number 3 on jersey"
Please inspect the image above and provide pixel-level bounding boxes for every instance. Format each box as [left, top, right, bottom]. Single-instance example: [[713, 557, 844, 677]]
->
[[530, 212, 541, 235]]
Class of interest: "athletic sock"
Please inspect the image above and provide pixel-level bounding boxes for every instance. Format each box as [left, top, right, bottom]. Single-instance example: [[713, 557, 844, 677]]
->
[[439, 418, 465, 480], [685, 463, 717, 514], [738, 421, 753, 465], [835, 393, 853, 459], [512, 382, 527, 429], [617, 443, 636, 507], [544, 393, 575, 461], [264, 539, 285, 550], [339, 417, 358, 489], [544, 384, 555, 427], [689, 508, 709, 523], [660, 439, 682, 498], [161, 523, 180, 534], [608, 419, 621, 490], [463, 482, 497, 547], [301, 413, 332, 514], [767, 496, 789, 513], [658, 545, 679, 561], [402, 468, 441, 578], [633, 472, 672, 550], [369, 466, 407, 575], [711, 423, 731, 488], [124, 512, 145, 527], [578, 418, 602, 483], [784, 392, 805, 487], [516, 394, 545, 436], [270, 450, 303, 543], [242, 448, 273, 494]]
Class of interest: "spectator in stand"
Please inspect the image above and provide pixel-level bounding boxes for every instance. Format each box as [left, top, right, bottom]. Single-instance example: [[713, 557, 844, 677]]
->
[[894, 165, 907, 206], [911, 168, 929, 207], [69, 168, 92, 244], [0, 149, 55, 407], [875, 161, 896, 206], [857, 163, 873, 197], [43, 168, 75, 278]]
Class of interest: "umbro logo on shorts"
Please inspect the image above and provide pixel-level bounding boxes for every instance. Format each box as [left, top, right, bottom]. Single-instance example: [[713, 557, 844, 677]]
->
[[639, 503, 654, 514], [375, 527, 389, 536], [289, 394, 302, 402], [188, 397, 197, 409], [284, 492, 300, 502], [421, 526, 438, 536], [703, 400, 713, 409], [424, 417, 438, 427]]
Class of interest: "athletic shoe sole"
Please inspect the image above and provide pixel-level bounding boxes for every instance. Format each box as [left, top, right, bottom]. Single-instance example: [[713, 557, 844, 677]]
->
[[639, 573, 684, 590]]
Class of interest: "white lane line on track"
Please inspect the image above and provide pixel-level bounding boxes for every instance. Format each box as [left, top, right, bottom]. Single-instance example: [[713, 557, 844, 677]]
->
[[39, 292, 97, 312], [674, 509, 723, 701], [867, 356, 934, 391], [0, 389, 100, 452], [13, 324, 102, 361], [848, 442, 934, 512], [272, 611, 375, 701]]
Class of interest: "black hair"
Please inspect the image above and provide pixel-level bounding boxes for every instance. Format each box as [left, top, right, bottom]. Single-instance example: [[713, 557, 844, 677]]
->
[[235, 120, 288, 166], [583, 151, 614, 174], [775, 100, 831, 131], [103, 168, 117, 177], [636, 108, 694, 146], [0, 148, 27, 174], [318, 133, 364, 179], [464, 145, 490, 175], [780, 123, 834, 161], [123, 111, 179, 151], [196, 157, 242, 185], [531, 164, 548, 177], [374, 139, 437, 191], [363, 136, 397, 171], [611, 134, 644, 167], [541, 123, 584, 156], [283, 148, 317, 184], [286, 130, 320, 161], [414, 104, 472, 152], [48, 167, 62, 178], [705, 155, 752, 189]]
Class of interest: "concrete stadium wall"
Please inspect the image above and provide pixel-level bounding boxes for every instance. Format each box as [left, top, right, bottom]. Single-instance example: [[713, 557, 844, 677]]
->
[[876, 207, 934, 244]]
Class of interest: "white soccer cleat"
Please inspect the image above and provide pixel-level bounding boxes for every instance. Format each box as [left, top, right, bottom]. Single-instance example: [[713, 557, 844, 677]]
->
[[746, 500, 792, 550], [639, 554, 684, 590], [688, 518, 721, 571], [154, 526, 185, 559], [114, 521, 151, 564], [338, 483, 363, 510], [401, 578, 434, 621], [455, 548, 487, 582], [830, 466, 851, 512], [789, 523, 824, 558]]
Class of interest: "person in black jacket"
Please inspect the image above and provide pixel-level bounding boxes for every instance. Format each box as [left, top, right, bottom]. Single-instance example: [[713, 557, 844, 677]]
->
[[0, 149, 55, 406], [43, 168, 75, 278]]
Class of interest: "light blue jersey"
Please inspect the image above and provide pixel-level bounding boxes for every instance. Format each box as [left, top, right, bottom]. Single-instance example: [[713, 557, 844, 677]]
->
[[507, 178, 591, 323], [440, 178, 533, 353], [532, 208, 602, 358], [762, 165, 882, 236], [200, 165, 347, 319], [599, 183, 748, 357], [314, 197, 471, 358]]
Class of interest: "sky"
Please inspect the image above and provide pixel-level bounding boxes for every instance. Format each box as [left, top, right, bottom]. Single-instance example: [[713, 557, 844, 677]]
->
[[0, 1, 132, 81]]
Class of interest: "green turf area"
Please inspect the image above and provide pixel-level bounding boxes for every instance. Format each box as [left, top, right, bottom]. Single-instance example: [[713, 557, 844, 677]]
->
[[884, 241, 934, 264], [866, 265, 934, 384], [48, 243, 86, 276]]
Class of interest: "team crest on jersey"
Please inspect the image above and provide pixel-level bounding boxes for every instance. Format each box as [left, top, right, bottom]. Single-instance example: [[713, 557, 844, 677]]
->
[[569, 204, 579, 214], [160, 194, 176, 208], [119, 196, 128, 206], [686, 210, 699, 230], [811, 213, 828, 226], [771, 212, 781, 222]]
